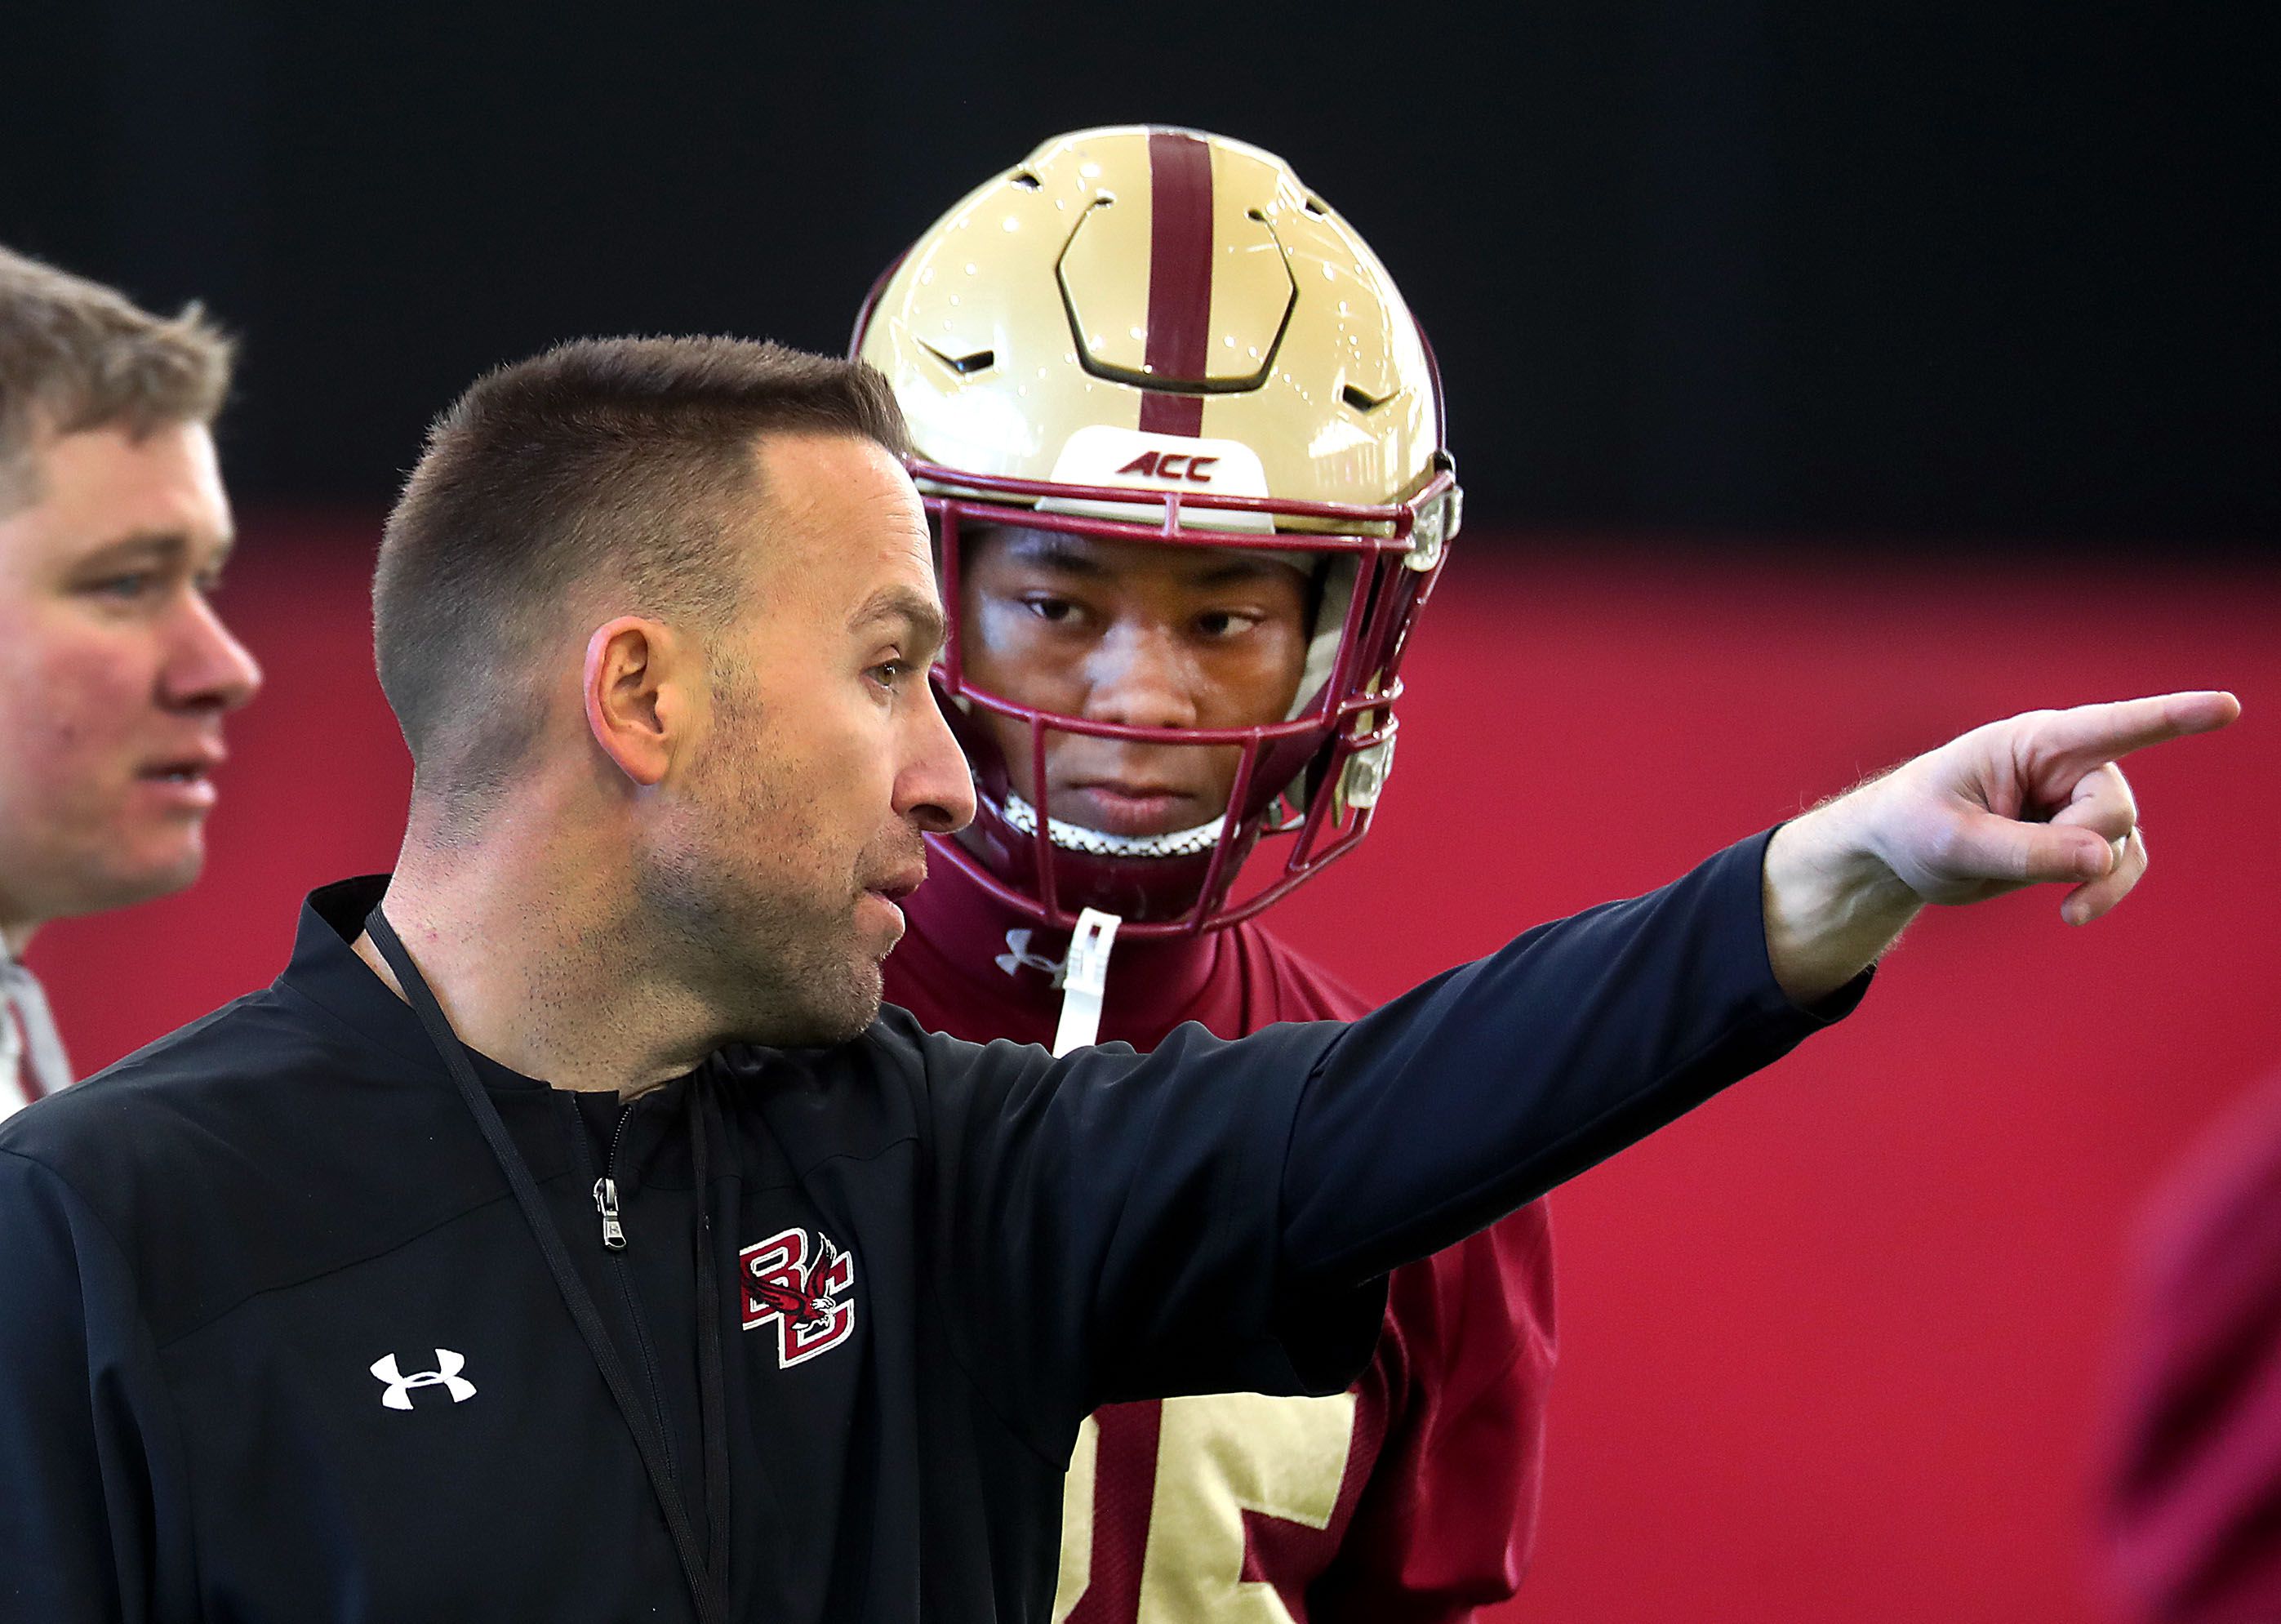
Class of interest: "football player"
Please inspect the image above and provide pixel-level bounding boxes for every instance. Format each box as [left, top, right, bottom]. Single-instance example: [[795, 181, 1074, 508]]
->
[[856, 127, 1554, 1621]]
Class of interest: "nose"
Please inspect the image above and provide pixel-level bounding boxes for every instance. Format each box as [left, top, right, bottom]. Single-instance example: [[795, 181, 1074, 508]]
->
[[160, 590, 263, 714], [1082, 623, 1200, 731], [897, 679, 976, 834]]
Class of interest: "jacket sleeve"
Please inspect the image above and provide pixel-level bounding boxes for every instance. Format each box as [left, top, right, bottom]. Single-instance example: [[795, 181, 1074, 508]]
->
[[914, 830, 1860, 1457], [909, 1009, 1366, 1461], [1278, 828, 1861, 1288], [0, 1150, 191, 1624], [1311, 1204, 1557, 1624]]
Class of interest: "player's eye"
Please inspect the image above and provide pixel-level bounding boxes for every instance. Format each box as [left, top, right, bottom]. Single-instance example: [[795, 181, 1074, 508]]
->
[[1020, 594, 1082, 625], [868, 660, 911, 692], [1195, 608, 1262, 638]]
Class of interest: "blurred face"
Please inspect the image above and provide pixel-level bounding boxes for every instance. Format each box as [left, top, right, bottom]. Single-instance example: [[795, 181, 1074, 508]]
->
[[0, 422, 261, 942], [958, 527, 1314, 837], [637, 434, 974, 1044]]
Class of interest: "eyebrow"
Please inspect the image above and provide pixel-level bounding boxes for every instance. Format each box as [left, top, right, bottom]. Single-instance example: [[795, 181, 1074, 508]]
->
[[1189, 558, 1288, 589], [1003, 532, 1108, 577], [1005, 531, 1296, 591], [847, 584, 947, 660], [74, 529, 235, 573]]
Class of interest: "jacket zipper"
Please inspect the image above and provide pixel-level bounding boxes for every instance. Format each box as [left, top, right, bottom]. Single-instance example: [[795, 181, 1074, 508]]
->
[[592, 1101, 636, 1249], [588, 1087, 733, 1584], [569, 1096, 685, 1490]]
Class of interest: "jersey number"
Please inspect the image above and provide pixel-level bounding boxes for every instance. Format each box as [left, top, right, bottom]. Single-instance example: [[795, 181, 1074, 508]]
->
[[1053, 1392, 1358, 1624]]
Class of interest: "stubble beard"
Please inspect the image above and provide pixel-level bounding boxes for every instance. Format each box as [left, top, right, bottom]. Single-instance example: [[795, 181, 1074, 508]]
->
[[634, 813, 882, 1048], [635, 686, 882, 1050]]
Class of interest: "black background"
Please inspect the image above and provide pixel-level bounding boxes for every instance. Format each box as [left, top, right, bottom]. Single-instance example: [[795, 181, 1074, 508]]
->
[[3, 0, 2273, 549]]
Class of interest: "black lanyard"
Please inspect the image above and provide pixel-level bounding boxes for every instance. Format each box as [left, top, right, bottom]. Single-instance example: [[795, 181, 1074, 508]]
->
[[364, 907, 727, 1624]]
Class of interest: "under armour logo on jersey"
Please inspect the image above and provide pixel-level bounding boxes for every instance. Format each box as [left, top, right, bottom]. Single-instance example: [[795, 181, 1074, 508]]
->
[[370, 1349, 478, 1410], [996, 928, 1066, 986], [740, 1226, 857, 1368]]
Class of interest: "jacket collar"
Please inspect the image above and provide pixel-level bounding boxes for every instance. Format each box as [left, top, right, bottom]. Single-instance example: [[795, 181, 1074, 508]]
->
[[279, 875, 551, 1092]]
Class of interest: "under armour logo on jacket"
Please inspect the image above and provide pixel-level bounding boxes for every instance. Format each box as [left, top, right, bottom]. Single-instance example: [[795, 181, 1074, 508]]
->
[[370, 1349, 478, 1410], [995, 928, 1065, 985]]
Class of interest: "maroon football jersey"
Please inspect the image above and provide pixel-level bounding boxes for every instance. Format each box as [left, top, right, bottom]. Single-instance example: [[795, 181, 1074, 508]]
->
[[883, 857, 1557, 1622], [2105, 1069, 2281, 1622]]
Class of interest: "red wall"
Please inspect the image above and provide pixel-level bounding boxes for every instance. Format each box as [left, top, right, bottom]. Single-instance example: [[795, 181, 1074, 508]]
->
[[28, 514, 2279, 1622]]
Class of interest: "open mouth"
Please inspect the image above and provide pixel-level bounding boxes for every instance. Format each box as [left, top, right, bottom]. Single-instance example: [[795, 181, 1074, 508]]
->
[[136, 749, 225, 805], [859, 869, 923, 949], [864, 868, 926, 906]]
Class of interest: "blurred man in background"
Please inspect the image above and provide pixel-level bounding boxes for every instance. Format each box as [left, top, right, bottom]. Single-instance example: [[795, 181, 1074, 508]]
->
[[0, 246, 262, 1119], [2105, 1066, 2281, 1622], [856, 126, 1556, 1621]]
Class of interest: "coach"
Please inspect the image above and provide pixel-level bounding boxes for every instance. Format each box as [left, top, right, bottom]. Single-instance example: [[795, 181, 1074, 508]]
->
[[0, 336, 2232, 1623], [0, 247, 262, 1119]]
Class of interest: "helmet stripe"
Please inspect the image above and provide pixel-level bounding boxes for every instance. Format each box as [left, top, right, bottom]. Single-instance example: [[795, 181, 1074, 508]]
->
[[1137, 128, 1212, 438]]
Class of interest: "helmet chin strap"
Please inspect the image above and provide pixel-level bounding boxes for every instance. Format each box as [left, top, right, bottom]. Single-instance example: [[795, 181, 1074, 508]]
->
[[1051, 908, 1122, 1056], [999, 790, 1224, 860]]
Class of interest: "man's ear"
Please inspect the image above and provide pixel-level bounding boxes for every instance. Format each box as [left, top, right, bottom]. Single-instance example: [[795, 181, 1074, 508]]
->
[[581, 616, 691, 786]]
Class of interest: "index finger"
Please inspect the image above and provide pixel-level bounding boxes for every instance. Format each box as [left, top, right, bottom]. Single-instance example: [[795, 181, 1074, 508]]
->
[[2024, 690, 2241, 774]]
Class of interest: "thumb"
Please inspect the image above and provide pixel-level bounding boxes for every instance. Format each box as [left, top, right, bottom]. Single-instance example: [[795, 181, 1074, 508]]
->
[[1948, 805, 2114, 888]]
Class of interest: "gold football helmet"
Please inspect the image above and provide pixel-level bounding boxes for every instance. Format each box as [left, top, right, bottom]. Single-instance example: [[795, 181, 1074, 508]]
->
[[854, 126, 1461, 937]]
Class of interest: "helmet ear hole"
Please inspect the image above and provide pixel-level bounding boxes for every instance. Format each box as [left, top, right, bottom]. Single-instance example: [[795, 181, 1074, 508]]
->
[[919, 340, 996, 377]]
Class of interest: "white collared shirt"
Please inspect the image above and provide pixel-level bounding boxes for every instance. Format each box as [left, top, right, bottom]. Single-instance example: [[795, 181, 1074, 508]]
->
[[0, 940, 71, 1123]]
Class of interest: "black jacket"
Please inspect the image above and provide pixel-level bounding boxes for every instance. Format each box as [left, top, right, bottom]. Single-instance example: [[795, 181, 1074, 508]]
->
[[0, 831, 1854, 1622]]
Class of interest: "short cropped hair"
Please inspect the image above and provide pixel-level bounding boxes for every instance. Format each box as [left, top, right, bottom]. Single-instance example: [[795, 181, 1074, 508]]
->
[[0, 244, 234, 514], [373, 335, 908, 819]]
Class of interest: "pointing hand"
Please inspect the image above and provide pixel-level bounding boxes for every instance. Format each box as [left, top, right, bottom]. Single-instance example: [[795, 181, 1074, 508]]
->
[[1763, 691, 2240, 1003]]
